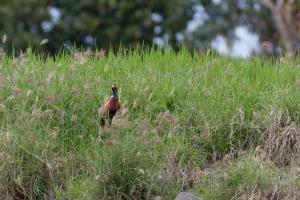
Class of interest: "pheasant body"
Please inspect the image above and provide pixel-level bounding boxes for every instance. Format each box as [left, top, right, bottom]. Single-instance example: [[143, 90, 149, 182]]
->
[[98, 84, 120, 127]]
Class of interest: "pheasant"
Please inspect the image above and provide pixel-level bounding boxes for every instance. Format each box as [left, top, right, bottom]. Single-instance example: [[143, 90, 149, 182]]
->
[[98, 83, 120, 127]]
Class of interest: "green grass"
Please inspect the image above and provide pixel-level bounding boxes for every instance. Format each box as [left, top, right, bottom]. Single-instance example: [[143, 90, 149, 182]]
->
[[198, 154, 300, 200], [0, 48, 300, 199]]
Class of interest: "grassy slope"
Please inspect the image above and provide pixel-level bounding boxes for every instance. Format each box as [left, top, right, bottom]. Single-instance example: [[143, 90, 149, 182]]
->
[[0, 49, 299, 199]]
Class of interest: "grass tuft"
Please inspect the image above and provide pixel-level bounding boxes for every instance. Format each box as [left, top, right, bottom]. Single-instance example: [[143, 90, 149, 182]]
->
[[1, 49, 300, 199]]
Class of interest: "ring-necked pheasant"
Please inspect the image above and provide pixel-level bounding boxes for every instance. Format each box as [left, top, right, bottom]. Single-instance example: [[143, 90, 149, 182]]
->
[[98, 83, 120, 127]]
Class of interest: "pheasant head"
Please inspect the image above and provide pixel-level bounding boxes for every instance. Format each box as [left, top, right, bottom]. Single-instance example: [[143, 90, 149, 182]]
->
[[111, 83, 118, 96]]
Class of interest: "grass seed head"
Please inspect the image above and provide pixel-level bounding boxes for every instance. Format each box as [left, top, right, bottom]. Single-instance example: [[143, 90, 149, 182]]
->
[[32, 108, 43, 118], [45, 96, 56, 104], [2, 34, 7, 43], [0, 104, 5, 112], [84, 91, 92, 99], [71, 114, 78, 123], [12, 88, 23, 96], [0, 74, 5, 88], [44, 109, 54, 118], [40, 38, 49, 45], [84, 82, 93, 89], [262, 110, 300, 166], [0, 47, 5, 59], [139, 118, 150, 136], [59, 110, 65, 124], [105, 139, 120, 147], [153, 126, 164, 135], [71, 88, 81, 96]]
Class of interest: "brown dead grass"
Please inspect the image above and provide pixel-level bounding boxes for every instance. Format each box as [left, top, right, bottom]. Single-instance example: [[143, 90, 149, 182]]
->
[[0, 103, 5, 112], [31, 108, 54, 119], [261, 110, 300, 166], [45, 96, 56, 104], [72, 50, 107, 67], [111, 106, 131, 129], [153, 111, 181, 136], [234, 188, 300, 200], [139, 118, 150, 136], [0, 74, 5, 89], [0, 48, 5, 59], [163, 151, 202, 191]]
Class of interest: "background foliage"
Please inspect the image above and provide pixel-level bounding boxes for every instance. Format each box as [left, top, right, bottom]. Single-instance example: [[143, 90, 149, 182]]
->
[[0, 0, 300, 54]]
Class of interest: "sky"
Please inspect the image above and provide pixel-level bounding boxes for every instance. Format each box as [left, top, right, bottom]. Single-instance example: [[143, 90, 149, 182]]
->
[[211, 27, 260, 58]]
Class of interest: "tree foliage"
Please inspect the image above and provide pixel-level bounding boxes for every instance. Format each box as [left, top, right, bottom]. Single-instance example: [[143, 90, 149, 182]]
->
[[0, 0, 299, 54], [187, 0, 300, 52]]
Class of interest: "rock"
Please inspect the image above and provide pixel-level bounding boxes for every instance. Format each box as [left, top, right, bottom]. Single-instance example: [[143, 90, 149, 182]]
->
[[174, 192, 203, 200]]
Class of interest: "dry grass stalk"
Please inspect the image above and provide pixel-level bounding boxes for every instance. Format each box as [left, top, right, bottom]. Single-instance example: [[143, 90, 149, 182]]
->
[[0, 47, 5, 59], [0, 131, 14, 143], [12, 52, 27, 68], [105, 139, 120, 147], [44, 109, 54, 118], [0, 74, 5, 88], [71, 88, 81, 96], [0, 104, 5, 112], [73, 52, 88, 66], [153, 126, 164, 135], [203, 90, 212, 97], [59, 110, 65, 125], [234, 189, 263, 200], [71, 114, 78, 123], [84, 91, 92, 99], [111, 107, 131, 128], [84, 82, 93, 90], [154, 111, 181, 135], [26, 89, 33, 98], [154, 136, 163, 145], [295, 79, 300, 87], [45, 96, 56, 104], [233, 185, 300, 200], [32, 108, 43, 118], [40, 39, 49, 45], [262, 110, 300, 166], [72, 50, 107, 67], [139, 118, 150, 136], [2, 34, 7, 43], [164, 151, 201, 191], [12, 88, 24, 97], [74, 50, 107, 59], [49, 127, 59, 140], [49, 157, 65, 175], [266, 189, 300, 200], [38, 73, 54, 86], [32, 108, 54, 119]]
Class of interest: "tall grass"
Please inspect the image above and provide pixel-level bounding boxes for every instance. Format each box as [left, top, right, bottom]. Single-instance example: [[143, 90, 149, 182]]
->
[[0, 48, 300, 199]]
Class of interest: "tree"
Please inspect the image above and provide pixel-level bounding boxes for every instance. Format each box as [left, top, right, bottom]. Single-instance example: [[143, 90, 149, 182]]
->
[[0, 0, 299, 54], [182, 0, 300, 53], [260, 0, 300, 52], [0, 0, 191, 54], [48, 0, 159, 51], [0, 0, 49, 53]]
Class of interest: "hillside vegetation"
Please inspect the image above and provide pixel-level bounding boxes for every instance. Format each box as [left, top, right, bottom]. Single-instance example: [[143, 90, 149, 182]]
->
[[0, 49, 300, 199]]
